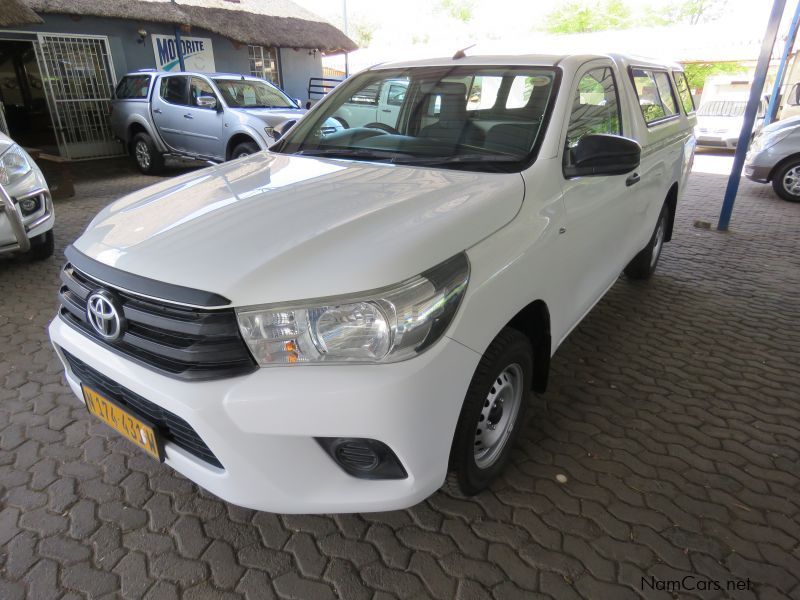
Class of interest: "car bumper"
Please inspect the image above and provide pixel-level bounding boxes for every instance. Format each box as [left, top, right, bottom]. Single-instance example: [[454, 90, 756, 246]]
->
[[49, 316, 481, 513], [744, 162, 771, 182], [695, 135, 738, 149], [0, 186, 54, 255]]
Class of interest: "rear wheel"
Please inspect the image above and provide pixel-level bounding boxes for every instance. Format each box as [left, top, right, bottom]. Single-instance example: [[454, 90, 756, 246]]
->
[[231, 141, 259, 160], [624, 203, 669, 280], [449, 328, 532, 495], [132, 133, 163, 175], [772, 159, 800, 202]]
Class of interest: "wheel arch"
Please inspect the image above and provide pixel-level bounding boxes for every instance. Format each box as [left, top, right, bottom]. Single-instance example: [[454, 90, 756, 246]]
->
[[767, 152, 800, 182], [504, 299, 551, 393], [226, 133, 261, 160], [127, 121, 150, 152]]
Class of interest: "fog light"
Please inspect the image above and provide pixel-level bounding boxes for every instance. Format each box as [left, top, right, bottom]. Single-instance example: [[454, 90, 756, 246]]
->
[[19, 195, 40, 216], [315, 437, 407, 480]]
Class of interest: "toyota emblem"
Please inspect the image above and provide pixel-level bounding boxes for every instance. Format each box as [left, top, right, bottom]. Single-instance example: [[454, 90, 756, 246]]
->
[[86, 291, 125, 341]]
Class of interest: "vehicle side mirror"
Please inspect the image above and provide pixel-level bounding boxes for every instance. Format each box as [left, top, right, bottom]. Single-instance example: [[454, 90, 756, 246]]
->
[[790, 83, 800, 106], [196, 95, 218, 110], [563, 134, 641, 178], [294, 98, 302, 108], [273, 119, 297, 141]]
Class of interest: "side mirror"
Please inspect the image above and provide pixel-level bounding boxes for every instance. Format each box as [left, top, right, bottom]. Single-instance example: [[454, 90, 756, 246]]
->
[[294, 98, 303, 108], [789, 83, 800, 106], [196, 95, 218, 110], [563, 134, 641, 178], [273, 119, 297, 141]]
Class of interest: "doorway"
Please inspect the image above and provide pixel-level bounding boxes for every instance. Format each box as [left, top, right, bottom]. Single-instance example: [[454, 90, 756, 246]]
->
[[0, 39, 57, 152]]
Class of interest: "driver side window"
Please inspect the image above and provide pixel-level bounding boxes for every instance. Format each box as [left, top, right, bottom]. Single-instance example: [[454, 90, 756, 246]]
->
[[565, 67, 621, 151]]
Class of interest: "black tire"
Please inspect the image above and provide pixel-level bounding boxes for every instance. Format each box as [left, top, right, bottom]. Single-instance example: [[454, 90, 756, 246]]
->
[[132, 133, 164, 175], [449, 327, 533, 496], [28, 230, 54, 261], [624, 203, 669, 280], [231, 141, 259, 160], [771, 159, 800, 202]]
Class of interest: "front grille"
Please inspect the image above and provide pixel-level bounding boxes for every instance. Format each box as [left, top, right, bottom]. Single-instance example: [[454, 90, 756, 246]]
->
[[62, 350, 223, 468], [58, 262, 257, 381]]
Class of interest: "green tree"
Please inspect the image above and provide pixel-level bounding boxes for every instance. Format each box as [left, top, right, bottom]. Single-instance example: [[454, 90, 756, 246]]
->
[[647, 0, 728, 26], [544, 0, 633, 34], [682, 62, 744, 91], [351, 20, 376, 48], [436, 0, 475, 23]]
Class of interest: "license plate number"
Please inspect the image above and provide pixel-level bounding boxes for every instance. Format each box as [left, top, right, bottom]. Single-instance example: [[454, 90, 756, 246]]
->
[[83, 386, 163, 461]]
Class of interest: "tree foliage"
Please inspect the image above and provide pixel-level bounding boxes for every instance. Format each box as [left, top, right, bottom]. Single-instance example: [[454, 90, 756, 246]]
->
[[544, 0, 633, 33], [647, 0, 729, 26], [436, 0, 475, 23], [683, 62, 745, 91]]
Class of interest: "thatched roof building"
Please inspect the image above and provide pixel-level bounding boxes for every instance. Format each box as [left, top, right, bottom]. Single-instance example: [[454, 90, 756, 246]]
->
[[23, 0, 356, 53], [0, 0, 43, 26]]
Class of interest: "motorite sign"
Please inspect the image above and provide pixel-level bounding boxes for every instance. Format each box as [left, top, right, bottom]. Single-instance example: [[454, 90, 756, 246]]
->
[[152, 34, 216, 72]]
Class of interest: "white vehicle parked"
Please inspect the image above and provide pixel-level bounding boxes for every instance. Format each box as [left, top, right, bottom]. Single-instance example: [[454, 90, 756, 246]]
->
[[49, 53, 695, 513], [0, 132, 54, 260], [330, 78, 408, 130]]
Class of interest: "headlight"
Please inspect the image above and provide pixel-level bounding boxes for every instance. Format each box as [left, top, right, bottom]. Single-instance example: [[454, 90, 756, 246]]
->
[[236, 253, 469, 365], [0, 144, 33, 186]]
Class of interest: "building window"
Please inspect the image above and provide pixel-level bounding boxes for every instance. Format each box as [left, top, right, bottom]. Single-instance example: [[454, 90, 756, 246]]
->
[[248, 45, 281, 87]]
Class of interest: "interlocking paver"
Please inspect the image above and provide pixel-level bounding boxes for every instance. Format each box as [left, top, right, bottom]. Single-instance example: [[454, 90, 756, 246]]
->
[[0, 154, 798, 598]]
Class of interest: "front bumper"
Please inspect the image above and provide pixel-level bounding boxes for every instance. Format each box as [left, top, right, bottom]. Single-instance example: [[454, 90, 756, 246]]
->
[[695, 135, 738, 149], [49, 316, 481, 513], [744, 162, 771, 182], [0, 186, 54, 255]]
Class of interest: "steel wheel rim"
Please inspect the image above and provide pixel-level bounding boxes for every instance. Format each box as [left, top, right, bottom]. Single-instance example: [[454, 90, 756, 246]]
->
[[783, 166, 800, 196], [474, 363, 524, 469], [135, 141, 150, 169], [651, 214, 666, 268]]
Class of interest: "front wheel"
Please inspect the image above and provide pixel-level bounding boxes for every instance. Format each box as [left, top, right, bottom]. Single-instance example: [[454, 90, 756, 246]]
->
[[771, 159, 800, 202], [231, 141, 259, 160], [449, 328, 532, 495], [28, 230, 54, 261], [624, 203, 669, 280]]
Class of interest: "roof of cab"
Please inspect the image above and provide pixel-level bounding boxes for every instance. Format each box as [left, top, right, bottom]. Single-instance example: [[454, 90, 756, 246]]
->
[[369, 52, 683, 72]]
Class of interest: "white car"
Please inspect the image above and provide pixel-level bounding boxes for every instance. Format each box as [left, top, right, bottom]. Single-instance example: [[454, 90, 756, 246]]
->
[[49, 53, 695, 513], [0, 132, 54, 260]]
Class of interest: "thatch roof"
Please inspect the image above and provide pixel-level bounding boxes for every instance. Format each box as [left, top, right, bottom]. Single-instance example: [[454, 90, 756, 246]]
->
[[0, 0, 43, 26], [23, 0, 357, 53]]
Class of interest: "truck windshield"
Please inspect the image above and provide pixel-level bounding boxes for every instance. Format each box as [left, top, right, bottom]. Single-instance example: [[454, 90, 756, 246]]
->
[[273, 65, 559, 172], [213, 79, 296, 109]]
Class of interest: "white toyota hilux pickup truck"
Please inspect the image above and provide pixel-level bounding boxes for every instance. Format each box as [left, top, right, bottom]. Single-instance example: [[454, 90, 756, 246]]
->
[[49, 53, 696, 513]]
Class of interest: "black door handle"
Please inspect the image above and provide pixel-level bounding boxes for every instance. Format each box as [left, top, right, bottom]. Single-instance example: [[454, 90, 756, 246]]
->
[[626, 172, 641, 187]]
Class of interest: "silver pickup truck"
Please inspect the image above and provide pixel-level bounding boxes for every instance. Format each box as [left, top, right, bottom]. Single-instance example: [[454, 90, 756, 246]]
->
[[110, 71, 307, 173]]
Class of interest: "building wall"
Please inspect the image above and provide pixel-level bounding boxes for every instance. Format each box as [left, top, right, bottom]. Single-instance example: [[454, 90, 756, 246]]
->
[[279, 48, 323, 102], [3, 13, 322, 99]]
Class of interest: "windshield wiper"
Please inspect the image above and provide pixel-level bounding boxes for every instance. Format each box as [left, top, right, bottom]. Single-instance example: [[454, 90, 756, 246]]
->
[[295, 148, 411, 161], [390, 154, 520, 166]]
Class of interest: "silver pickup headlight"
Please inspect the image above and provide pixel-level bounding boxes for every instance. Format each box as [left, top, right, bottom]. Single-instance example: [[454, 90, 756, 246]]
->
[[0, 144, 33, 186], [236, 253, 469, 365]]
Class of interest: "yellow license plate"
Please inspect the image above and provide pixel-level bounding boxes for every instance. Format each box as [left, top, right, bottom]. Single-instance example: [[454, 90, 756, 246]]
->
[[83, 386, 163, 461]]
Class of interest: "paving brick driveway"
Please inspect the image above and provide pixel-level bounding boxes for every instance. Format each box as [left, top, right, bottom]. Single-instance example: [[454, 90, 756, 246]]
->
[[1, 152, 798, 599]]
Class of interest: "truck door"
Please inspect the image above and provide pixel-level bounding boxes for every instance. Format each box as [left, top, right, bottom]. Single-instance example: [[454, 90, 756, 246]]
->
[[557, 62, 637, 329], [152, 75, 189, 152], [184, 76, 224, 160], [378, 81, 406, 128]]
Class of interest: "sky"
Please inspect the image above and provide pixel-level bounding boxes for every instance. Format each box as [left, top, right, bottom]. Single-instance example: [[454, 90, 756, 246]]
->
[[293, 0, 779, 71]]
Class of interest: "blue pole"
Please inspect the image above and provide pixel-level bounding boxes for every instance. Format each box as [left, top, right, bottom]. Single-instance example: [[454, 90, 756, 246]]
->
[[765, 0, 800, 125], [174, 26, 186, 71], [718, 0, 787, 231]]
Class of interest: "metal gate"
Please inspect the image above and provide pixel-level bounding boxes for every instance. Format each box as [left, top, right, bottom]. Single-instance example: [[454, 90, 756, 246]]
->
[[34, 34, 123, 159]]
